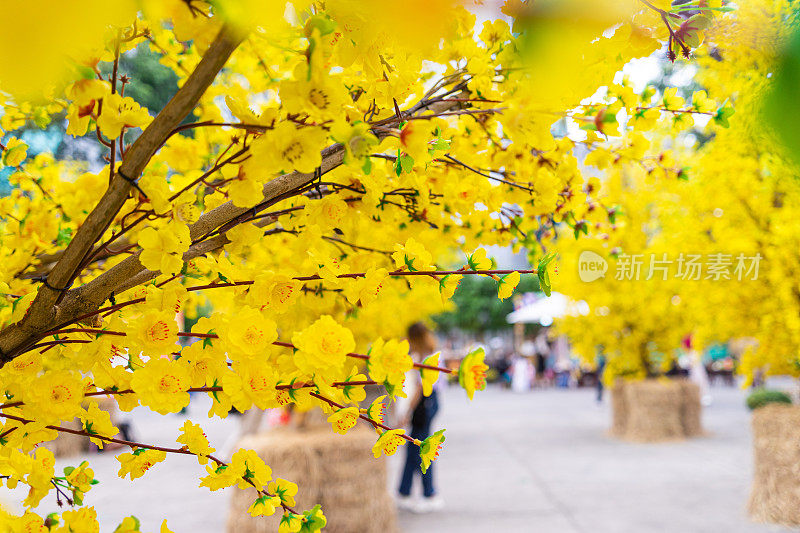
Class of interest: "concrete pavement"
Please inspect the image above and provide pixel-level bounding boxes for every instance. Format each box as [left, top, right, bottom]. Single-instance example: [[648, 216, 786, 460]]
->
[[0, 384, 791, 532], [395, 385, 791, 533]]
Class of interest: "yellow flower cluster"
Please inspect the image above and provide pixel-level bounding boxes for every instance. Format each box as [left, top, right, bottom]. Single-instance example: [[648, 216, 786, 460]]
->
[[555, 0, 797, 387], [0, 0, 727, 527]]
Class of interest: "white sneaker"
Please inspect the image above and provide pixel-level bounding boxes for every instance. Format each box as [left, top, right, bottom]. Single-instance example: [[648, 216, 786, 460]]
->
[[396, 495, 416, 512], [417, 495, 445, 513]]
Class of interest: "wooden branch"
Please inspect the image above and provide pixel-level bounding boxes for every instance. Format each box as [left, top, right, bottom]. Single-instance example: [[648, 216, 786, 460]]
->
[[0, 24, 245, 361], [0, 93, 468, 362], [49, 146, 346, 318]]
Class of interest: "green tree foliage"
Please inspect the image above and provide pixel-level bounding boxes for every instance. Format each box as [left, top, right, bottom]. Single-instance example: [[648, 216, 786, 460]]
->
[[433, 274, 539, 334]]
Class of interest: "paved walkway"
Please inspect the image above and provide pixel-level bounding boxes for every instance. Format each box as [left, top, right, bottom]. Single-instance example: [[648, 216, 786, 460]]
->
[[395, 385, 791, 533], [0, 385, 791, 532]]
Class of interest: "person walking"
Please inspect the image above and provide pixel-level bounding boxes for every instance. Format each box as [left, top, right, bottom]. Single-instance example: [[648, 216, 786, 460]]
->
[[397, 322, 444, 513], [596, 352, 606, 404]]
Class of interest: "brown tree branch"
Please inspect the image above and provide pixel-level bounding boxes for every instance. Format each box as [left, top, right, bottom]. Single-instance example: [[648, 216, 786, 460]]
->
[[1, 92, 469, 362], [0, 24, 245, 362]]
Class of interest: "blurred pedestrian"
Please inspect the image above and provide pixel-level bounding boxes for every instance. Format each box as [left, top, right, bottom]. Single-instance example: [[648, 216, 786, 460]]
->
[[596, 351, 606, 404], [397, 322, 444, 513], [511, 355, 533, 392], [685, 334, 712, 406]]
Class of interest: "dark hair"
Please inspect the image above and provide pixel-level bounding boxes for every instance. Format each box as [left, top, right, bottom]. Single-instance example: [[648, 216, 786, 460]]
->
[[407, 322, 436, 356]]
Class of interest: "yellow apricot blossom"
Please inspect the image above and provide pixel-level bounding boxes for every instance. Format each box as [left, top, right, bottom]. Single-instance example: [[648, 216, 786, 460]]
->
[[96, 93, 152, 139], [343, 268, 387, 307], [229, 448, 271, 490], [291, 315, 355, 374], [66, 461, 96, 502], [368, 337, 412, 386], [247, 272, 302, 313], [80, 401, 119, 449], [2, 137, 27, 167], [177, 420, 216, 464], [128, 309, 178, 357], [458, 347, 489, 400], [223, 356, 279, 411], [498, 271, 520, 300], [26, 370, 84, 423], [420, 352, 441, 397], [270, 478, 298, 508], [130, 358, 191, 414], [372, 429, 406, 458], [0, 0, 732, 526], [117, 449, 167, 480], [221, 306, 278, 357], [419, 429, 445, 474], [327, 406, 359, 435], [138, 222, 191, 276], [248, 494, 282, 517]]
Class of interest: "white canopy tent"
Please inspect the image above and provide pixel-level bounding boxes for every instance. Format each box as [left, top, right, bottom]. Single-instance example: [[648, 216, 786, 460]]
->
[[506, 292, 589, 326]]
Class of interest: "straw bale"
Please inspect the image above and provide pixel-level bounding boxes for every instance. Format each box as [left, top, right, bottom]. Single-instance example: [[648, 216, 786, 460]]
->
[[748, 404, 800, 526], [227, 425, 397, 533], [623, 380, 684, 442], [678, 380, 703, 437], [610, 379, 703, 442], [610, 380, 629, 438], [41, 418, 86, 458]]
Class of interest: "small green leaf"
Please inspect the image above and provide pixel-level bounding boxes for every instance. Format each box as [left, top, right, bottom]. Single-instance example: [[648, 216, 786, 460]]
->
[[33, 108, 51, 130], [75, 65, 96, 80], [56, 226, 73, 246], [713, 99, 735, 128], [304, 13, 337, 37], [399, 154, 414, 174], [537, 252, 557, 297]]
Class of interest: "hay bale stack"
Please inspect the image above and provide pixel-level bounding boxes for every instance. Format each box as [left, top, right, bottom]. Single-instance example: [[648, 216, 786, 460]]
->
[[623, 380, 685, 442], [227, 426, 398, 533], [41, 418, 86, 458], [609, 379, 703, 442], [748, 404, 800, 526], [678, 380, 703, 437], [610, 380, 629, 438]]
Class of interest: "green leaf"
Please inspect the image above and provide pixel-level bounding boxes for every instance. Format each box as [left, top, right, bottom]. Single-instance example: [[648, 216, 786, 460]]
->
[[75, 65, 96, 80], [203, 331, 216, 349], [764, 28, 800, 162], [540, 269, 551, 297], [56, 226, 73, 247], [713, 99, 735, 128], [429, 138, 450, 151], [304, 14, 337, 37], [33, 107, 51, 130], [537, 251, 557, 297], [399, 154, 414, 174], [301, 504, 327, 533]]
